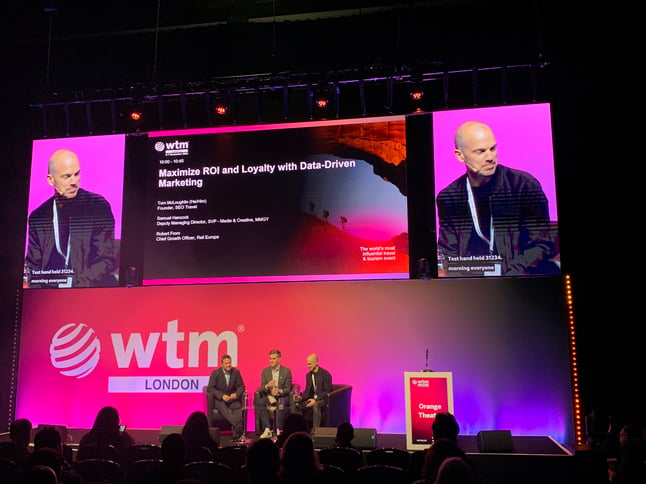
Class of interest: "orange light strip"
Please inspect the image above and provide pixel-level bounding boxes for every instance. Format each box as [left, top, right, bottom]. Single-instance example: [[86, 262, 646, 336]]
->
[[564, 274, 583, 445]]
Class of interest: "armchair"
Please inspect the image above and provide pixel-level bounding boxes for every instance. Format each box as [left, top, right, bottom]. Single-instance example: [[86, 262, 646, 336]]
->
[[325, 383, 353, 427], [294, 383, 353, 429], [202, 386, 248, 433]]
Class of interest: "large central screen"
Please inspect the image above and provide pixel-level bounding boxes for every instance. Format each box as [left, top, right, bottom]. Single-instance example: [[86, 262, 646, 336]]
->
[[23, 116, 410, 288]]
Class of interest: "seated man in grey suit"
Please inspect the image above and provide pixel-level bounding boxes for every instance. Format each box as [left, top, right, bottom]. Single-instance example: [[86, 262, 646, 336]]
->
[[207, 354, 246, 442], [255, 349, 293, 439]]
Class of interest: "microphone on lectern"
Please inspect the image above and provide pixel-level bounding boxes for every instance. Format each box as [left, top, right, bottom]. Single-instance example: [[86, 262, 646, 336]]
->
[[422, 348, 433, 372]]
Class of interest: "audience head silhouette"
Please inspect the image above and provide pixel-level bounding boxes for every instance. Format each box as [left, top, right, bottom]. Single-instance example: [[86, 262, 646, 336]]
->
[[33, 427, 63, 452], [335, 421, 355, 447], [161, 432, 187, 468], [0, 418, 33, 468], [275, 412, 309, 448], [434, 455, 476, 484], [620, 423, 643, 444], [279, 431, 322, 482], [78, 405, 134, 455], [432, 412, 460, 442], [246, 437, 280, 482], [91, 406, 121, 433], [181, 410, 220, 451], [609, 423, 646, 483], [422, 437, 468, 483], [10, 418, 33, 448], [29, 447, 65, 481]]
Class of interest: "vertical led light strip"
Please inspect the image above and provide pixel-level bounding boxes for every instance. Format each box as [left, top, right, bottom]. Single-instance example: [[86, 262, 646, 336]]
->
[[565, 274, 583, 445], [7, 289, 22, 426]]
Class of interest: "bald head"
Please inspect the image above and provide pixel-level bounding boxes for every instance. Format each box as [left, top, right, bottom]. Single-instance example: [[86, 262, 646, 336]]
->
[[454, 121, 494, 151], [453, 121, 498, 185], [306, 353, 319, 372], [47, 149, 81, 198]]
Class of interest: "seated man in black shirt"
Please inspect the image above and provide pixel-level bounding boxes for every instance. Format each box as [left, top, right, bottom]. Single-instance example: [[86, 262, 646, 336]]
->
[[294, 353, 332, 431]]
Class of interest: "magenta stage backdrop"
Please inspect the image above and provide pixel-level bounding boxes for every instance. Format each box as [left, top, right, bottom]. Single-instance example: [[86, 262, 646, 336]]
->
[[16, 277, 574, 444]]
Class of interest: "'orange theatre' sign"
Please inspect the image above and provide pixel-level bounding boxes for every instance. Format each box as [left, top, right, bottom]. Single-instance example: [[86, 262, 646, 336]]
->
[[404, 371, 454, 450]]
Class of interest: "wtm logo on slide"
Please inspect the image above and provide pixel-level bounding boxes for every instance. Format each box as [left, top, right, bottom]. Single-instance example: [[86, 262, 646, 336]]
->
[[154, 140, 190, 157], [50, 323, 101, 379]]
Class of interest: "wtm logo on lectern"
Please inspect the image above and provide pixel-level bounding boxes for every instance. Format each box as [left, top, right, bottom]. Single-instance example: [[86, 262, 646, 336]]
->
[[50, 323, 101, 379]]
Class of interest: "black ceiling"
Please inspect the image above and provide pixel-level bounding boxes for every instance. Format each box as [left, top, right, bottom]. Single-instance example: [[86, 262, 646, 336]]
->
[[3, 1, 566, 92]]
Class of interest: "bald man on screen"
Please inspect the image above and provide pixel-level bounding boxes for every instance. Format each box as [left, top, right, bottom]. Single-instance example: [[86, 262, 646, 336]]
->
[[436, 121, 559, 276]]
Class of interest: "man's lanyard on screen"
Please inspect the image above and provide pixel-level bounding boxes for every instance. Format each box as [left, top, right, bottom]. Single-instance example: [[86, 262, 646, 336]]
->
[[53, 200, 71, 267], [466, 177, 494, 254]]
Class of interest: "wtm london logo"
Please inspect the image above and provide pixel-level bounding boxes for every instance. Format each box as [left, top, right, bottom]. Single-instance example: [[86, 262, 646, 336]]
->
[[48, 319, 240, 392], [154, 139, 190, 156], [50, 323, 101, 379]]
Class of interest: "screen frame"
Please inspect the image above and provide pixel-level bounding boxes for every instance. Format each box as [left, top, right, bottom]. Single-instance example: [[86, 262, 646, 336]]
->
[[431, 103, 559, 278]]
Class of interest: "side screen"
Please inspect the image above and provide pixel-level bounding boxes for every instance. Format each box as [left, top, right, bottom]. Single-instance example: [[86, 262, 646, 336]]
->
[[432, 104, 560, 278]]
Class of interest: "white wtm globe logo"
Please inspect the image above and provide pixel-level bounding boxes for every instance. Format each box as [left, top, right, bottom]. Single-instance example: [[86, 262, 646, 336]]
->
[[50, 323, 101, 379]]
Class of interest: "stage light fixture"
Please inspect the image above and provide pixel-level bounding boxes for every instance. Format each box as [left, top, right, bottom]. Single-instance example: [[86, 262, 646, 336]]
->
[[129, 108, 143, 121], [313, 83, 331, 110], [214, 102, 228, 115], [124, 99, 145, 131], [315, 93, 329, 109], [212, 91, 231, 117], [410, 82, 424, 101], [127, 90, 144, 123], [209, 90, 236, 124]]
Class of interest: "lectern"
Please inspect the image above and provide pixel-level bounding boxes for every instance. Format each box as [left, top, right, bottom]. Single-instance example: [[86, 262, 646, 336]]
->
[[404, 371, 454, 450]]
